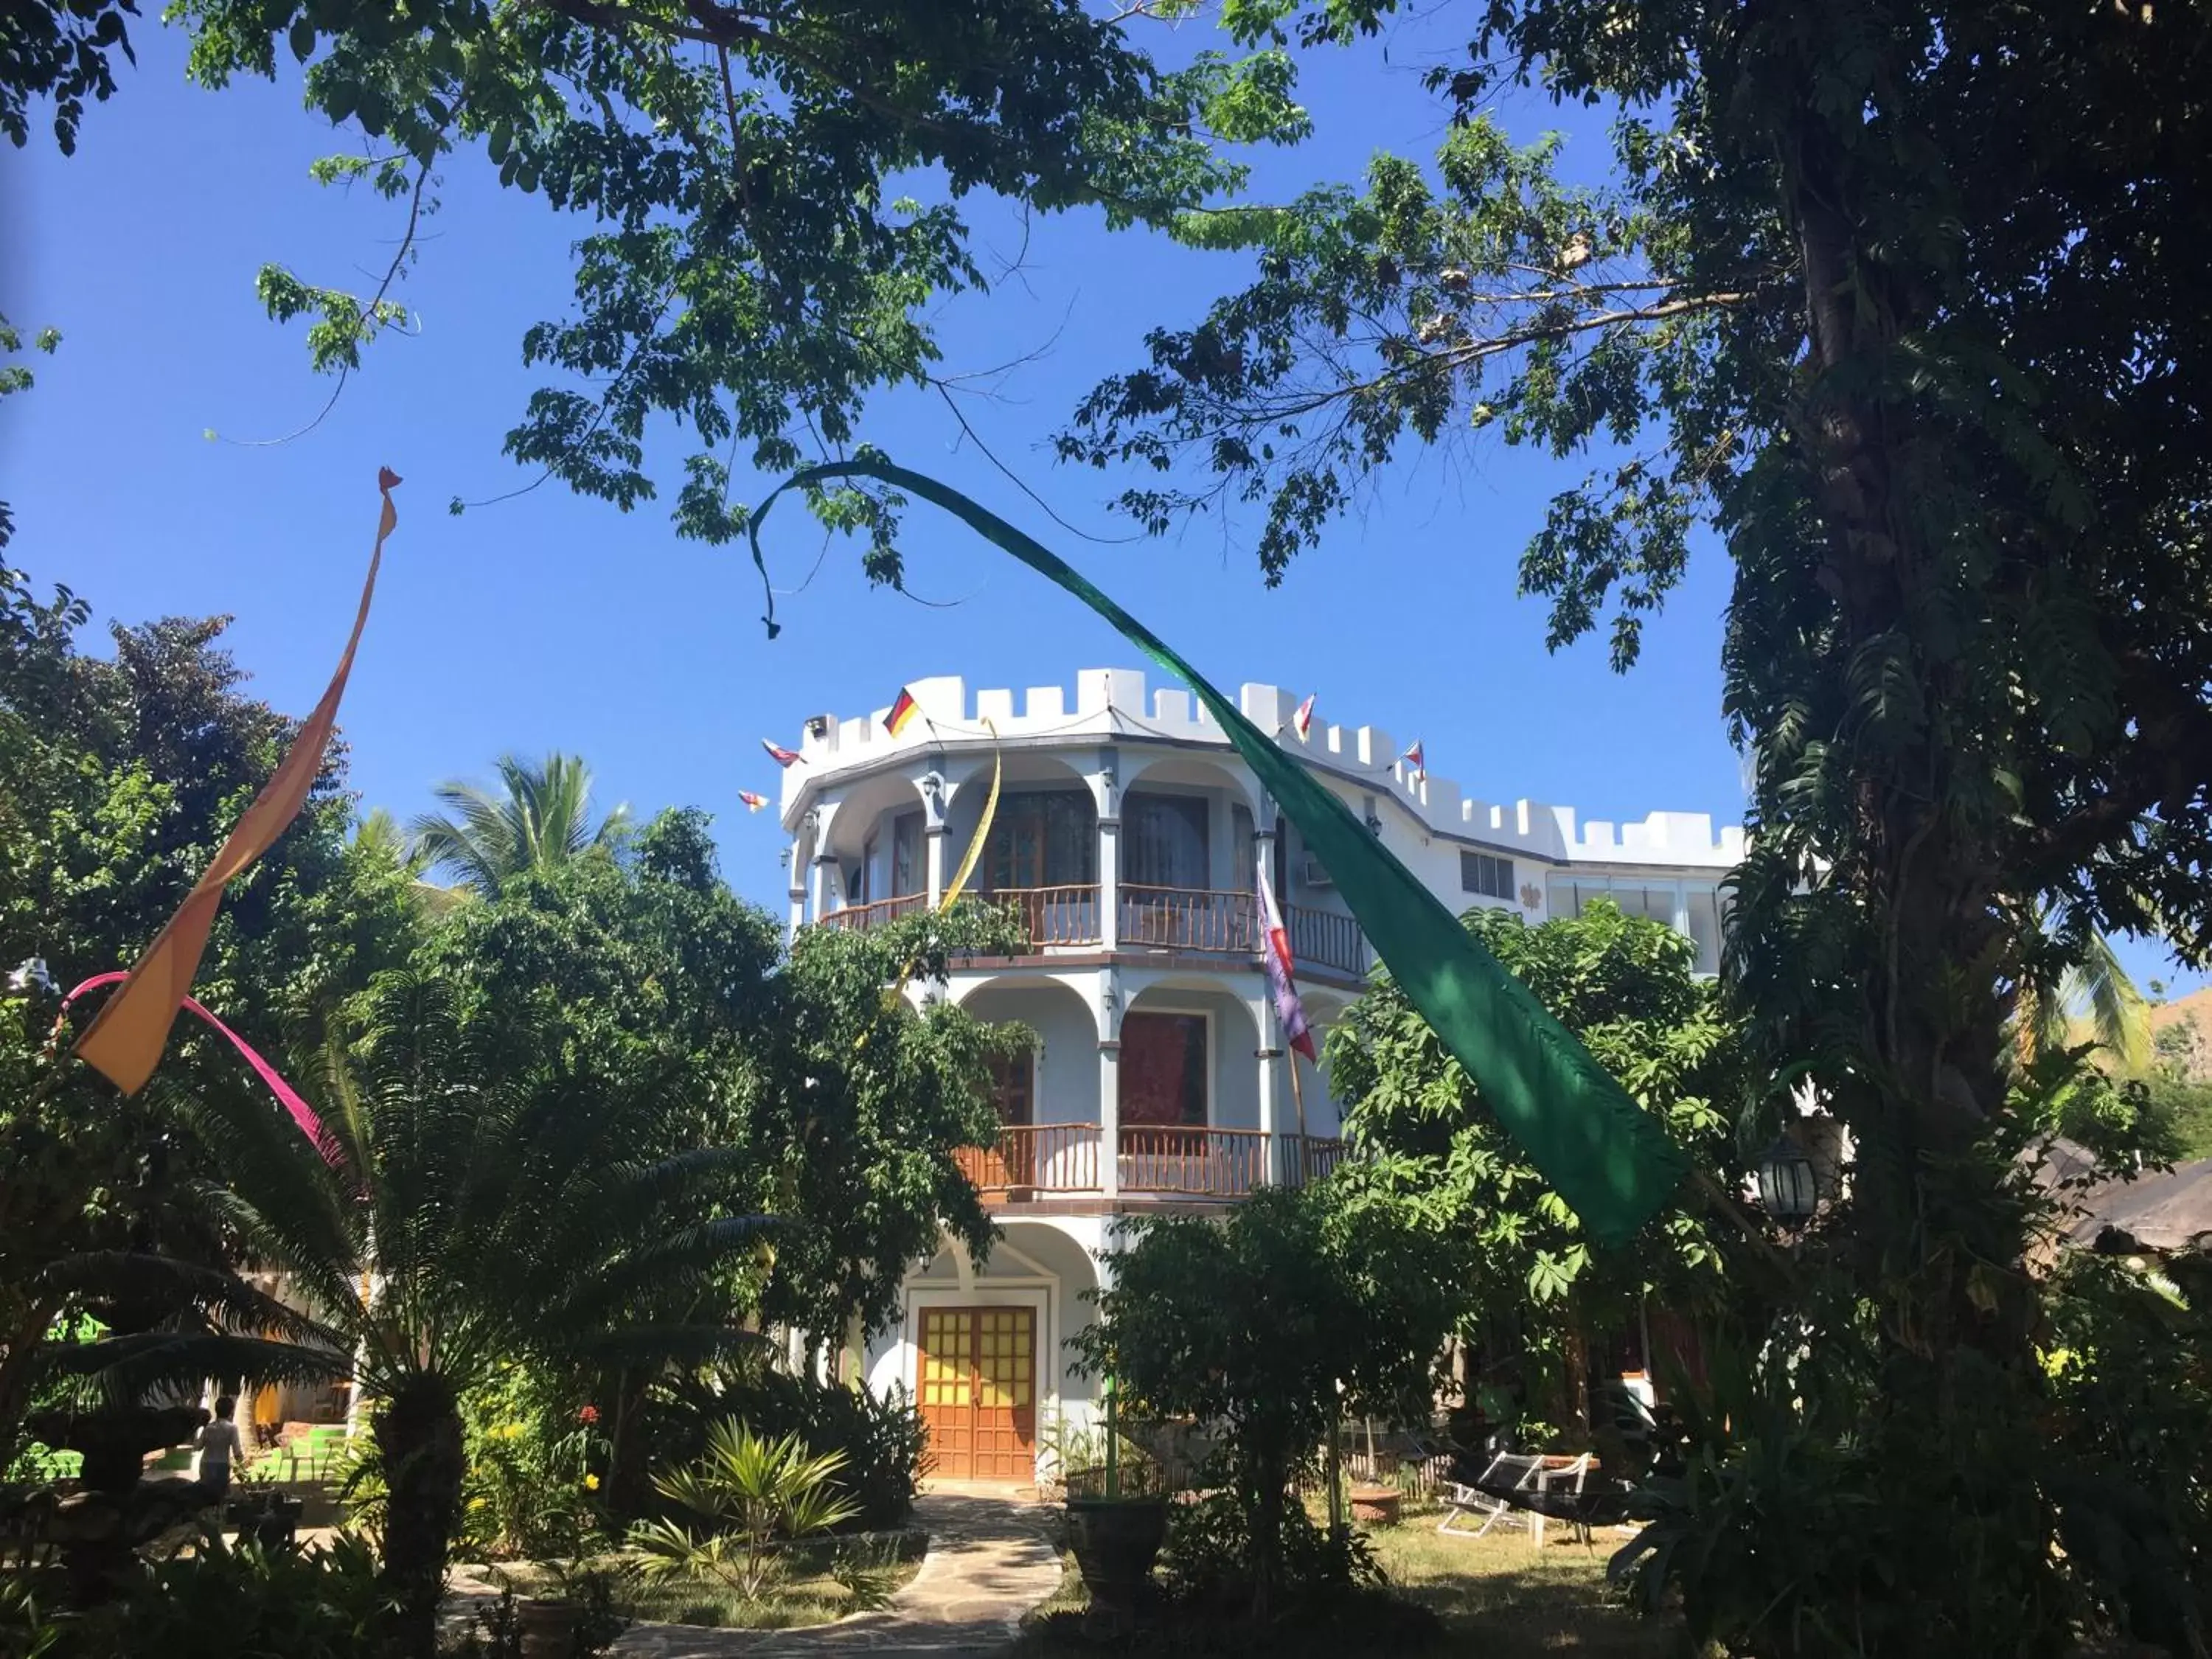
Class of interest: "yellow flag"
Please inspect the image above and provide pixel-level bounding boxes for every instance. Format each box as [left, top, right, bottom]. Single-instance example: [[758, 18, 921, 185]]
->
[[74, 469, 402, 1095]]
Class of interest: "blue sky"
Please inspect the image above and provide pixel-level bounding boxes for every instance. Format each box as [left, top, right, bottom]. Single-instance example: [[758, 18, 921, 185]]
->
[[4, 13, 2197, 996]]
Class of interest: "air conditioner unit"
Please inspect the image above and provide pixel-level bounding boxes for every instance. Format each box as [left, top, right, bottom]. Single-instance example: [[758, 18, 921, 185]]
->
[[1301, 855, 1334, 888]]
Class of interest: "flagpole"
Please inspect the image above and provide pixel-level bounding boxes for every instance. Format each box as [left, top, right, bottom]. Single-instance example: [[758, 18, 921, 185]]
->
[[1287, 1041, 1309, 1141]]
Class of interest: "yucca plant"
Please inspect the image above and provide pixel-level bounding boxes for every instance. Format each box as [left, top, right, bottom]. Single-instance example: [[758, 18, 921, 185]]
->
[[628, 1421, 859, 1602]]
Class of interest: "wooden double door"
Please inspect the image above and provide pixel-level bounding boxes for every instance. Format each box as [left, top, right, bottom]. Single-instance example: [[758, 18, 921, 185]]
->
[[918, 1306, 1037, 1481]]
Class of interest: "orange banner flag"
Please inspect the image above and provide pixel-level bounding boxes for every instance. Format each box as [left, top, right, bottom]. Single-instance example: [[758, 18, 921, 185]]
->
[[74, 468, 402, 1095]]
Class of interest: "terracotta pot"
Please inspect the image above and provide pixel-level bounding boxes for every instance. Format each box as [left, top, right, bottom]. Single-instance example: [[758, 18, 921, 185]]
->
[[1348, 1485, 1402, 1527], [1065, 1495, 1169, 1638], [516, 1598, 583, 1658]]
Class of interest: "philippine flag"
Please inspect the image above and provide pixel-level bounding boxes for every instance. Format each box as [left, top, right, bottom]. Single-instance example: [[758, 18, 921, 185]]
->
[[762, 739, 804, 768], [1293, 692, 1316, 740], [1258, 866, 1318, 1061]]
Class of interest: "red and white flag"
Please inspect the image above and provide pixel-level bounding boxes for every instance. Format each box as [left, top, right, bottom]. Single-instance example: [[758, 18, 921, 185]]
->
[[1402, 740, 1425, 781], [762, 739, 803, 768], [1258, 865, 1318, 1061], [1293, 692, 1316, 740], [737, 790, 771, 813]]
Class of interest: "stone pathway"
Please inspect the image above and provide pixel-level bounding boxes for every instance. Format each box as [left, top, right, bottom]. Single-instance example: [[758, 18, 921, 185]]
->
[[608, 1490, 1060, 1657]]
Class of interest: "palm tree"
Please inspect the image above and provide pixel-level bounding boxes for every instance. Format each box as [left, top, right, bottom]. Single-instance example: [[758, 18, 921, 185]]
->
[[2013, 905, 2152, 1073], [408, 754, 631, 898], [174, 970, 768, 1657]]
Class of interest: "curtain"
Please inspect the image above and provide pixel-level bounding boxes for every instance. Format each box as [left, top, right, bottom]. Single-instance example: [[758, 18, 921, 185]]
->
[[1119, 1012, 1207, 1126]]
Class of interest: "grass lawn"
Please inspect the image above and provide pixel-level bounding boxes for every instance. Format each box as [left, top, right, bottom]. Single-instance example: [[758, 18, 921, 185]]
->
[[1369, 1508, 1672, 1656], [1015, 1503, 1673, 1656]]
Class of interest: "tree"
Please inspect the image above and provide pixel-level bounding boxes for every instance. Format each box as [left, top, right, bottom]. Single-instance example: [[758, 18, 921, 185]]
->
[[413, 806, 1015, 1503], [1326, 899, 1750, 1439], [2013, 908, 2152, 1075], [1061, 3, 2212, 1644], [408, 752, 631, 897], [176, 967, 772, 1658], [0, 549, 420, 1461], [1074, 1185, 1458, 1621], [6, 1, 1313, 562]]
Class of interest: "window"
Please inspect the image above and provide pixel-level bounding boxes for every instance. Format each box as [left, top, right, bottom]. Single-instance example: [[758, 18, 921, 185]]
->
[[1460, 850, 1515, 901], [1125, 793, 1209, 888], [891, 810, 923, 898], [1686, 888, 1722, 976], [988, 1051, 1034, 1127], [984, 790, 1096, 889], [1119, 1012, 1208, 1127]]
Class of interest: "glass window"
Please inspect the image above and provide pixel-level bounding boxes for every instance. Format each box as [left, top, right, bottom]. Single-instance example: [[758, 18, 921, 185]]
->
[[891, 811, 923, 898], [1460, 850, 1514, 901], [1119, 1012, 1208, 1126], [1126, 793, 1210, 888], [984, 790, 1096, 889], [989, 1051, 1033, 1126], [1686, 888, 1722, 975]]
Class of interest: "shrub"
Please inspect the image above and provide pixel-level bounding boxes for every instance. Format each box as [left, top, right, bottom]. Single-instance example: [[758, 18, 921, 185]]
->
[[628, 1421, 860, 1601], [456, 1366, 612, 1562], [641, 1364, 927, 1531], [17, 1531, 392, 1659]]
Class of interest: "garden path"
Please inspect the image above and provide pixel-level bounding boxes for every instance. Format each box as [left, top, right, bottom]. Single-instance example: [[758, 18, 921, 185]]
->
[[604, 1489, 1060, 1658]]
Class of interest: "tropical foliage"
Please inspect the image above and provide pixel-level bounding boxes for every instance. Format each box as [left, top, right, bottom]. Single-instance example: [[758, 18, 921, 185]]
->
[[1326, 900, 1751, 1440], [629, 1421, 859, 1604], [1074, 1185, 1458, 1620], [169, 967, 773, 1654], [409, 754, 631, 898]]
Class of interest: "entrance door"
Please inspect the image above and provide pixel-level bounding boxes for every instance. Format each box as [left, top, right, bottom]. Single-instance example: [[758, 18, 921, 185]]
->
[[917, 1307, 1037, 1481]]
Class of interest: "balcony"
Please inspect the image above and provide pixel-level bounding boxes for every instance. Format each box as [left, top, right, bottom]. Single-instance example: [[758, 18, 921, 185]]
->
[[953, 1124, 1348, 1203], [815, 886, 1368, 977]]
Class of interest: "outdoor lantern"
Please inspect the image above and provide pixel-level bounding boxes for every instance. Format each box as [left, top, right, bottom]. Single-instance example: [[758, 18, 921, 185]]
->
[[1754, 1134, 1820, 1228]]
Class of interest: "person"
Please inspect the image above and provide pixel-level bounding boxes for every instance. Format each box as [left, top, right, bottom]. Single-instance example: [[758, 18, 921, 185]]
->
[[195, 1394, 243, 1498]]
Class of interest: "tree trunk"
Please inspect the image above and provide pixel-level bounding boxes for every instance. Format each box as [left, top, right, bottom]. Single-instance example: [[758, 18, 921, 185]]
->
[[371, 1374, 467, 1659], [1245, 1443, 1287, 1624]]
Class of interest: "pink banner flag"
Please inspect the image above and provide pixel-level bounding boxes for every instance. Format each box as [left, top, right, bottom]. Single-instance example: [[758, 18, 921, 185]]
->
[[63, 973, 342, 1166]]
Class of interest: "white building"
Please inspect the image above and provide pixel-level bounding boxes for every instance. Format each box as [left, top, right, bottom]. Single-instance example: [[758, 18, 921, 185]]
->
[[774, 668, 1742, 1482]]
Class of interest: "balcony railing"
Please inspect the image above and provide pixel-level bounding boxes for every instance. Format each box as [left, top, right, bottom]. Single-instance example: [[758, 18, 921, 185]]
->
[[1287, 905, 1369, 978], [952, 1122, 1103, 1193], [955, 1123, 1347, 1201], [818, 894, 925, 933], [818, 883, 1366, 975], [987, 885, 1104, 947], [1120, 886, 1258, 953]]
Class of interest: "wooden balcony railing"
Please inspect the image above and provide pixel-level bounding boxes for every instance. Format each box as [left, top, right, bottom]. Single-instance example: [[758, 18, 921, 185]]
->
[[1287, 905, 1370, 977], [1119, 886, 1259, 954], [956, 1124, 1348, 1201], [953, 1123, 1102, 1193], [1119, 1124, 1270, 1196], [819, 884, 1366, 975], [818, 893, 925, 933], [987, 885, 1103, 947]]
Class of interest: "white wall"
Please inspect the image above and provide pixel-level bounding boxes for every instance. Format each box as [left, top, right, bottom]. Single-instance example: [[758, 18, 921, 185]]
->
[[960, 982, 1099, 1123]]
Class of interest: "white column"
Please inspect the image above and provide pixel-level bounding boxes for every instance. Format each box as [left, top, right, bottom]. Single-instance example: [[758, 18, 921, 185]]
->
[[785, 844, 807, 939], [925, 827, 947, 909], [1256, 1001, 1282, 1187], [1097, 969, 1121, 1200], [810, 851, 838, 919], [1098, 818, 1120, 950], [1096, 748, 1120, 951], [1672, 881, 1691, 942]]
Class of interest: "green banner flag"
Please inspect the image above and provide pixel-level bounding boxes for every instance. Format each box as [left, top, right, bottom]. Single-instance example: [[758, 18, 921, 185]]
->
[[750, 460, 1690, 1248]]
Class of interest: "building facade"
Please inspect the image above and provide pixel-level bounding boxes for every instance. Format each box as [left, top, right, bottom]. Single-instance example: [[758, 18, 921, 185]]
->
[[775, 668, 1743, 1482]]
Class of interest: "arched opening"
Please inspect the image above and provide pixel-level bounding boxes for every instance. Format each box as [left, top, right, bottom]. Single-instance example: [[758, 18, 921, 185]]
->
[[1118, 981, 1265, 1197], [946, 753, 1099, 948]]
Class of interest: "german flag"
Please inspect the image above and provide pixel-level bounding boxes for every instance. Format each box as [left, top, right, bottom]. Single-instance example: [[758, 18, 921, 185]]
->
[[883, 686, 921, 737]]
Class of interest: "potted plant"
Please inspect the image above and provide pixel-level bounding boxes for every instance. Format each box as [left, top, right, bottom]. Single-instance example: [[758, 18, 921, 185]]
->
[[1061, 1383, 1169, 1638]]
